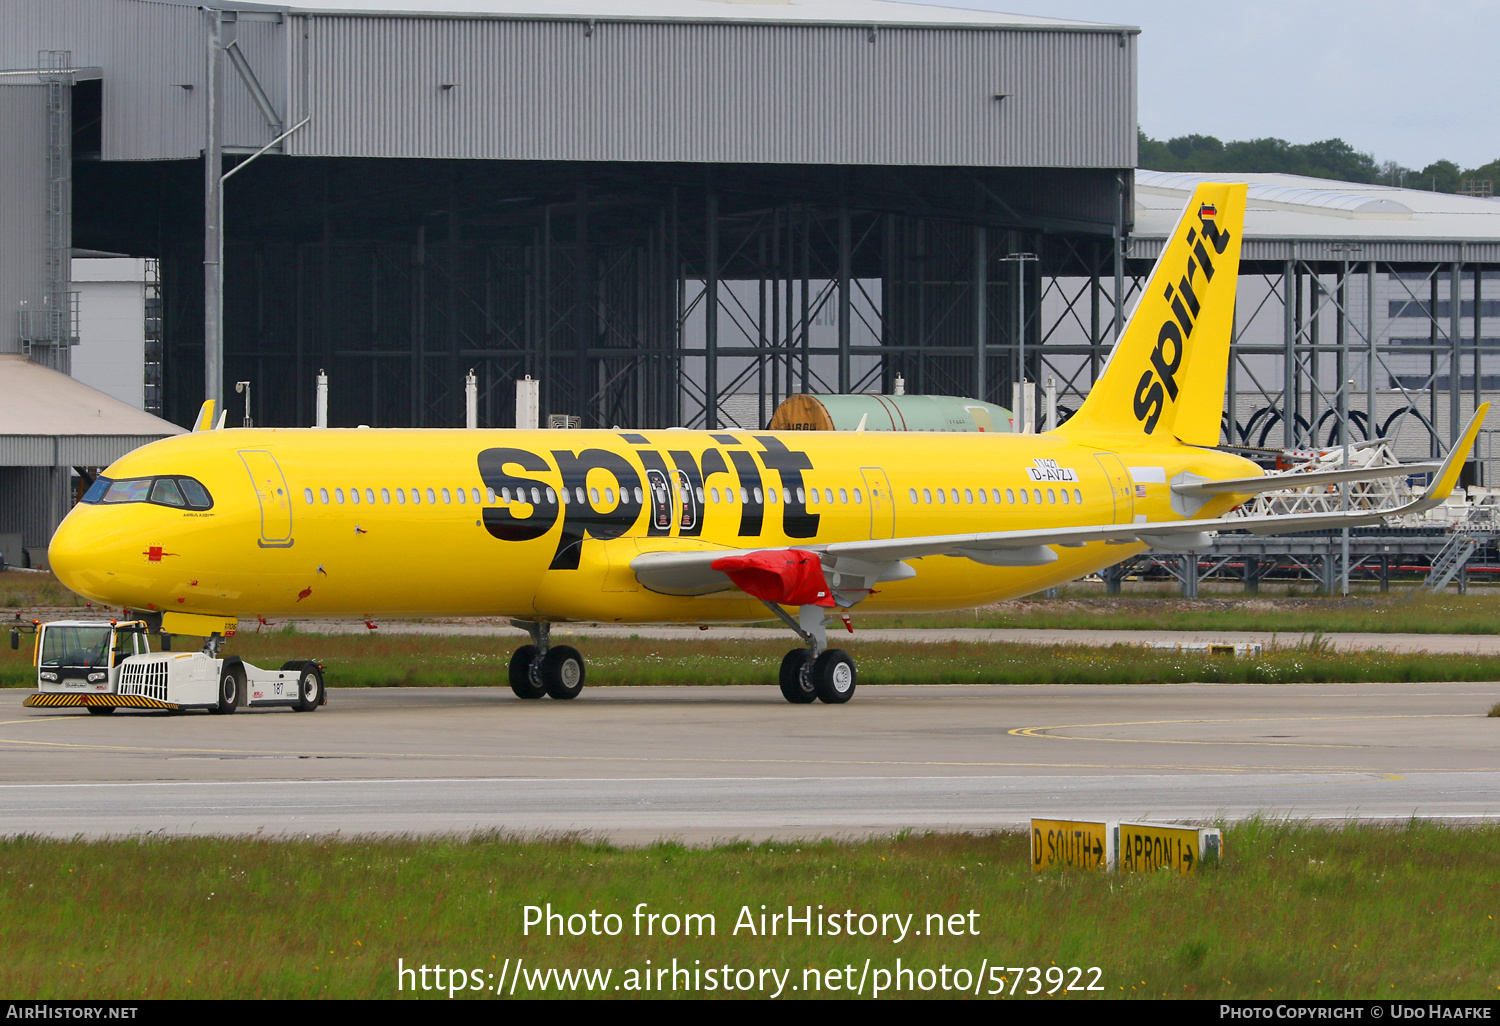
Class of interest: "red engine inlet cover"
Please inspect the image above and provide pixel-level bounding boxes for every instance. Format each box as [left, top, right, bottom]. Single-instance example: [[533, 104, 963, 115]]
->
[[711, 549, 835, 607]]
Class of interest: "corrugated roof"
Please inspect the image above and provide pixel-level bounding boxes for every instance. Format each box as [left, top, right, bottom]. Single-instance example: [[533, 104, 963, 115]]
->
[[1135, 170, 1500, 243], [258, 0, 1134, 30], [0, 355, 184, 438]]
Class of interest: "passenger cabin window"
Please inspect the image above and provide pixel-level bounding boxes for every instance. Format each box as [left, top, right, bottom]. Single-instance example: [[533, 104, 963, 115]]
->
[[442, 488, 451, 504], [381, 488, 391, 504], [350, 488, 361, 504], [1074, 488, 1083, 504], [335, 488, 345, 504]]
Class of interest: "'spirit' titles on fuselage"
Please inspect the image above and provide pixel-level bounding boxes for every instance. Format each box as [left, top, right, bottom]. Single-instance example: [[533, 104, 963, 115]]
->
[[479, 433, 822, 570]]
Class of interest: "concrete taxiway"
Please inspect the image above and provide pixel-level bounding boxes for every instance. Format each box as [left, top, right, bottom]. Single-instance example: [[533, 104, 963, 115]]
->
[[304, 619, 1500, 655], [2, 680, 1498, 842]]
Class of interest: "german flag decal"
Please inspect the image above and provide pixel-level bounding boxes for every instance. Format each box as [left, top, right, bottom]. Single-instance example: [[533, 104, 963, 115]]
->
[[23, 693, 178, 710], [1199, 203, 1217, 219]]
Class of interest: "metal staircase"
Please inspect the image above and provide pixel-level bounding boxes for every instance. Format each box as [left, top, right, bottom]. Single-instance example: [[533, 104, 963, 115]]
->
[[1422, 533, 1484, 592]]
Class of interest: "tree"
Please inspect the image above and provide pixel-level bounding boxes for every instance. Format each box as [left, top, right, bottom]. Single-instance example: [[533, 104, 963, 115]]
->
[[1137, 130, 1379, 183], [1418, 159, 1462, 193]]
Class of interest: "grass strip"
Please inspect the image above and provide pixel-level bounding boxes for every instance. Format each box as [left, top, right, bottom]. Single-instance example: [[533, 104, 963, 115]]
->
[[8, 630, 1500, 689], [2, 822, 1497, 999], [859, 591, 1500, 635]]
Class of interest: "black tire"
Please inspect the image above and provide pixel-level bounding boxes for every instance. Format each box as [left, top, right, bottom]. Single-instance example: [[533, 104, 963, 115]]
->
[[778, 649, 817, 704], [812, 649, 856, 704], [293, 664, 325, 712], [508, 645, 546, 699], [86, 705, 116, 716], [213, 663, 244, 715], [540, 645, 586, 700]]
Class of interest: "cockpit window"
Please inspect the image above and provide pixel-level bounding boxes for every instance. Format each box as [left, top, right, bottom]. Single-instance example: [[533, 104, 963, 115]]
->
[[180, 478, 211, 508], [82, 476, 214, 511], [103, 479, 152, 503], [150, 478, 185, 507], [81, 477, 108, 503]]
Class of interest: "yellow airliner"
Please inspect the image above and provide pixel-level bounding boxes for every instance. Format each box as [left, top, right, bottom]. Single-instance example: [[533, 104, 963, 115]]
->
[[46, 184, 1486, 704]]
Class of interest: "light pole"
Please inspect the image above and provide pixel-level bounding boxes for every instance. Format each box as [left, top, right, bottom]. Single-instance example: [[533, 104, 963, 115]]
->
[[234, 380, 252, 427]]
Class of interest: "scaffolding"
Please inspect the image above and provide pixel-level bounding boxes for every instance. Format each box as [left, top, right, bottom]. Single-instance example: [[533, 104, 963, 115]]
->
[[18, 50, 77, 371]]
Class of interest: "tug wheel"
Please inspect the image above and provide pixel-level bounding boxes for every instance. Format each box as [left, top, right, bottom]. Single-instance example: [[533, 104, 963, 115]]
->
[[293, 664, 325, 712], [213, 664, 244, 714]]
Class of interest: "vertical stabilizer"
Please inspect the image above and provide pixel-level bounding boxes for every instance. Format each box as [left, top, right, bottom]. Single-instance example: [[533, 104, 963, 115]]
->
[[1060, 183, 1246, 447]]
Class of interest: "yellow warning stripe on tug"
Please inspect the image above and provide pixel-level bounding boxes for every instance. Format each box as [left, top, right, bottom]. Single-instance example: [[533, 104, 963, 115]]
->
[[23, 693, 178, 710]]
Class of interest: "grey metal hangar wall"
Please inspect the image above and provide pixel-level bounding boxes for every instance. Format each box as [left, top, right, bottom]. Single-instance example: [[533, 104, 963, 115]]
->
[[3, 0, 1139, 430]]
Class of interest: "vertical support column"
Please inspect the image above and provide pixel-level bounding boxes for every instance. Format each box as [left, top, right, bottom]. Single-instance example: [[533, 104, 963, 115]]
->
[[575, 179, 590, 425], [1283, 259, 1296, 449], [1308, 268, 1320, 443], [1336, 261, 1347, 444], [800, 206, 811, 395], [1089, 240, 1101, 384], [1450, 261, 1463, 450], [1227, 281, 1239, 444], [770, 208, 781, 412], [1367, 261, 1378, 441], [1380, 555, 1390, 594], [1429, 272, 1440, 458], [540, 206, 552, 416], [704, 188, 718, 429], [1243, 557, 1259, 594], [447, 169, 461, 427], [757, 230, 767, 428], [203, 9, 224, 418], [1113, 171, 1125, 339], [1293, 265, 1304, 444], [1179, 553, 1199, 599], [1470, 264, 1482, 450], [973, 224, 987, 402], [838, 200, 852, 394], [1103, 563, 1123, 596]]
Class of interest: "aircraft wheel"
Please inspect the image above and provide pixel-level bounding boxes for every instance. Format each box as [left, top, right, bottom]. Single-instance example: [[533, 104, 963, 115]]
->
[[86, 706, 116, 716], [778, 649, 817, 704], [293, 664, 325, 712], [213, 664, 244, 714], [508, 645, 546, 699], [812, 649, 856, 704], [540, 645, 586, 700]]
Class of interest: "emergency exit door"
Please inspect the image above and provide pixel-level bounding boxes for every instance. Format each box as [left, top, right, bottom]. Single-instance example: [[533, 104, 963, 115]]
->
[[861, 467, 896, 539], [1092, 453, 1135, 524]]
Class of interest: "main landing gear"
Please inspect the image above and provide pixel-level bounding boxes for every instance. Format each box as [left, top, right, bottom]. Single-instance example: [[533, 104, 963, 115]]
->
[[507, 620, 585, 700], [766, 602, 856, 705]]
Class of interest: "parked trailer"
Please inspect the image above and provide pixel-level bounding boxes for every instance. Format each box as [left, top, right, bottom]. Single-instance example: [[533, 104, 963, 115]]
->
[[12, 619, 324, 714]]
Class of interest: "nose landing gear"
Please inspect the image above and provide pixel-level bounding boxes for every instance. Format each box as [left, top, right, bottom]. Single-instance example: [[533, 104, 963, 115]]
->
[[508, 621, 588, 701]]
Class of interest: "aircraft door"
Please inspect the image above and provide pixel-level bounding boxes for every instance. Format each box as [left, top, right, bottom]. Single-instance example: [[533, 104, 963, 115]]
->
[[860, 468, 896, 539], [239, 450, 295, 548], [1092, 454, 1135, 524]]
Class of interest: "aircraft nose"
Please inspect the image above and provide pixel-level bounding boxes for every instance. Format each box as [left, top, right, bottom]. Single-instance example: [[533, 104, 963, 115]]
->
[[47, 509, 107, 598]]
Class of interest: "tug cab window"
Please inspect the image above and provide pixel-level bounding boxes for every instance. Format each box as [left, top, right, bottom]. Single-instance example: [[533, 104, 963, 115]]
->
[[82, 475, 214, 511]]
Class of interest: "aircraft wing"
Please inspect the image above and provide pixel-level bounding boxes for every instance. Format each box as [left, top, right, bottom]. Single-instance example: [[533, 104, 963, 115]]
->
[[631, 406, 1487, 598], [1172, 460, 1442, 498]]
